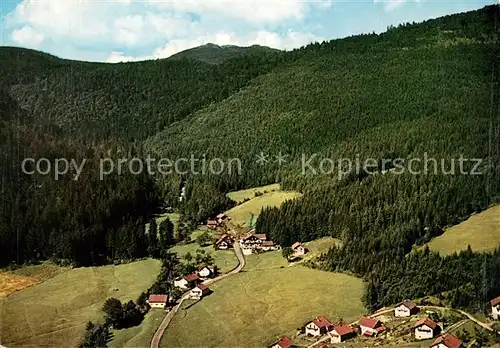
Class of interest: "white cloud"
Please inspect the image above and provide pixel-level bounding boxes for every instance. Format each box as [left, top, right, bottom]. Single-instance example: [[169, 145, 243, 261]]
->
[[4, 0, 326, 62], [11, 25, 44, 45], [374, 0, 407, 11], [148, 0, 331, 23], [106, 29, 324, 63]]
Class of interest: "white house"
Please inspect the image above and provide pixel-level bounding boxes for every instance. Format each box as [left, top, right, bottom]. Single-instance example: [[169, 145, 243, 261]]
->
[[174, 273, 201, 289], [146, 294, 169, 309], [395, 299, 419, 317], [491, 296, 500, 320], [358, 317, 386, 337], [189, 284, 210, 299], [197, 266, 215, 278], [269, 336, 295, 348], [291, 242, 308, 257], [305, 316, 333, 336], [329, 323, 356, 343], [262, 241, 280, 251], [173, 277, 188, 289], [414, 318, 440, 340], [430, 333, 463, 348]]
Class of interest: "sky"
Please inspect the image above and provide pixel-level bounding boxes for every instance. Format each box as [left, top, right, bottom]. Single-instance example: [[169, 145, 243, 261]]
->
[[0, 0, 496, 63]]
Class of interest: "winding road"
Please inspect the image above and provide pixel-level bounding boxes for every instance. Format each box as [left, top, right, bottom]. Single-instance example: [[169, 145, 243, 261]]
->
[[150, 241, 245, 348]]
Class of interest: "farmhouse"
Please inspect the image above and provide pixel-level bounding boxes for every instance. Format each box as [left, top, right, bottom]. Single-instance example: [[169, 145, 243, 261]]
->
[[329, 323, 356, 343], [491, 296, 500, 320], [216, 213, 230, 224], [262, 241, 280, 251], [189, 284, 210, 299], [305, 316, 333, 336], [146, 294, 169, 309], [414, 317, 440, 340], [291, 242, 308, 256], [269, 336, 296, 348], [358, 317, 386, 337], [174, 273, 201, 289], [207, 220, 218, 229], [430, 333, 463, 348], [215, 234, 234, 250], [394, 299, 419, 317], [197, 265, 216, 278]]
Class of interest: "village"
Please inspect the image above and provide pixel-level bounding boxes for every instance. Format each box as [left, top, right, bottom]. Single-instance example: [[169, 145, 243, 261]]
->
[[268, 296, 500, 348], [143, 212, 500, 348]]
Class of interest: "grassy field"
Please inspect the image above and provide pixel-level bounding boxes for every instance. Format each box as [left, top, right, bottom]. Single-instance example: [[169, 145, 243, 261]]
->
[[1, 259, 161, 348], [425, 205, 500, 255], [226, 183, 281, 203], [0, 262, 69, 296], [108, 309, 165, 348], [225, 190, 301, 229], [160, 251, 365, 348], [170, 241, 238, 273]]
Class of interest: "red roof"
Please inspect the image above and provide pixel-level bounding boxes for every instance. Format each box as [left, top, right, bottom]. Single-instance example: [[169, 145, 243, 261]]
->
[[148, 294, 168, 303], [415, 318, 439, 330], [195, 283, 210, 295], [271, 336, 294, 348], [184, 273, 200, 282], [375, 325, 386, 333], [332, 323, 354, 336], [491, 296, 500, 307], [431, 333, 463, 348], [359, 317, 381, 329], [311, 316, 333, 329]]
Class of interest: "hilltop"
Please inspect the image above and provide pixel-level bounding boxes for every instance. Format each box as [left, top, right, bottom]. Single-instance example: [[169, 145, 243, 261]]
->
[[168, 43, 280, 64]]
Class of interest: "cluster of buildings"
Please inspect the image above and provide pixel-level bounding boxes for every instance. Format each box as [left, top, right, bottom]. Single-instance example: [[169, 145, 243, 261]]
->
[[269, 300, 468, 348], [207, 213, 231, 229], [239, 231, 281, 255], [145, 266, 216, 309]]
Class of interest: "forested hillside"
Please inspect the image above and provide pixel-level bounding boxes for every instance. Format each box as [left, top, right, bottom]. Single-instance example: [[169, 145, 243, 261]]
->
[[0, 5, 499, 312], [0, 46, 284, 142], [146, 5, 500, 311]]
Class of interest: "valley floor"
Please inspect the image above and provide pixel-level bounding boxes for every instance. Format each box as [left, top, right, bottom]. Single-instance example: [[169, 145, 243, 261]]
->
[[159, 251, 365, 348]]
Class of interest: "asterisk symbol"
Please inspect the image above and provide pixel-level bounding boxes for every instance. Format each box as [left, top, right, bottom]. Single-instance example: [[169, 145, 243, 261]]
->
[[256, 152, 269, 165], [275, 152, 288, 165]]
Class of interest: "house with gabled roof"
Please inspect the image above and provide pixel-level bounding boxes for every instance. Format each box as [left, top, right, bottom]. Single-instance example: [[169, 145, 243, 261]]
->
[[146, 294, 169, 309], [207, 219, 218, 229], [358, 317, 386, 337], [173, 273, 201, 289], [395, 299, 419, 317], [414, 317, 440, 340], [329, 323, 356, 343], [189, 283, 210, 299], [215, 234, 234, 250], [291, 242, 308, 257], [262, 240, 280, 251], [430, 333, 463, 348], [269, 336, 296, 348], [491, 296, 500, 320], [197, 265, 216, 278], [305, 316, 333, 336]]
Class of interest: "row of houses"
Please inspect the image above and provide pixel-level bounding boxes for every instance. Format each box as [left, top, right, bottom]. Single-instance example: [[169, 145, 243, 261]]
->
[[269, 300, 465, 348], [145, 267, 216, 310]]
